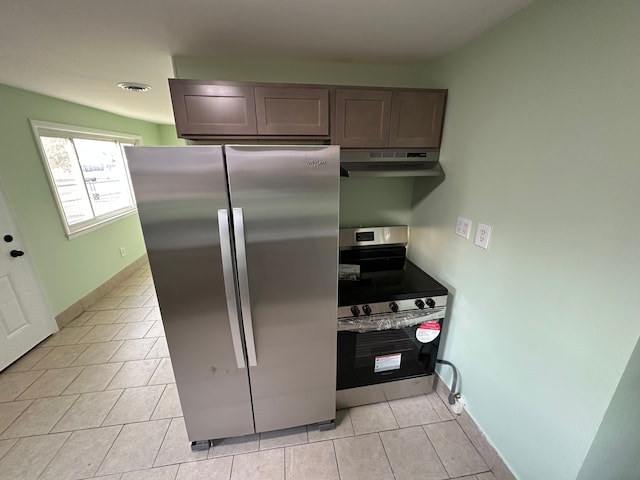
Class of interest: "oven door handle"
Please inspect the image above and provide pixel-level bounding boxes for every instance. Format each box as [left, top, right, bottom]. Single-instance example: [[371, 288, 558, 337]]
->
[[233, 207, 258, 367], [218, 209, 246, 369]]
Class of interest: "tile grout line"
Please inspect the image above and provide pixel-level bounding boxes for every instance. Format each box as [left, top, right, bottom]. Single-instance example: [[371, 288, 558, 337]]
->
[[29, 344, 85, 371], [376, 431, 399, 480], [422, 423, 456, 479], [32, 430, 73, 480], [148, 357, 167, 387], [386, 398, 402, 429], [330, 438, 343, 480], [45, 391, 82, 434], [150, 418, 173, 469], [98, 387, 126, 429], [454, 416, 492, 475], [0, 400, 34, 440], [166, 461, 179, 480], [420, 424, 449, 478], [145, 337, 162, 360], [0, 438, 19, 465], [228, 452, 236, 480], [92, 424, 125, 478], [425, 419, 492, 478], [5, 369, 45, 401], [16, 364, 86, 402], [282, 440, 287, 480], [148, 383, 169, 421], [2, 379, 81, 439]]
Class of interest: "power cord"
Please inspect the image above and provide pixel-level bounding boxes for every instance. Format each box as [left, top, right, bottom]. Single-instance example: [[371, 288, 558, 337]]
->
[[435, 359, 460, 405]]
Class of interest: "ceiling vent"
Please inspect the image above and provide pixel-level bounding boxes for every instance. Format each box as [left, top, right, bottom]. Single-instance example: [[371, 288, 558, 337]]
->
[[117, 82, 151, 92]]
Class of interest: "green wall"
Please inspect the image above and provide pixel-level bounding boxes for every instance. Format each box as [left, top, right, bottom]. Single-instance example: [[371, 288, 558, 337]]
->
[[577, 337, 640, 480], [410, 1, 640, 478], [0, 83, 164, 314], [157, 123, 185, 146], [173, 55, 426, 229], [339, 177, 414, 228]]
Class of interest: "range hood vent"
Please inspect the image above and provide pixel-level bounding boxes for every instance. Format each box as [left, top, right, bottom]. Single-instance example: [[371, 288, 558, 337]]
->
[[340, 151, 442, 177]]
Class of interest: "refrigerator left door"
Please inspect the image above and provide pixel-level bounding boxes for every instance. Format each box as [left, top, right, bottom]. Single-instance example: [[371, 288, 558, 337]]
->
[[125, 146, 255, 442]]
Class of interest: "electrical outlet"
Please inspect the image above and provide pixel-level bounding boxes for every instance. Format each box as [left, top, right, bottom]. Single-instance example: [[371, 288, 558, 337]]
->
[[474, 223, 492, 249], [119, 247, 126, 257], [451, 395, 465, 415], [455, 217, 472, 239]]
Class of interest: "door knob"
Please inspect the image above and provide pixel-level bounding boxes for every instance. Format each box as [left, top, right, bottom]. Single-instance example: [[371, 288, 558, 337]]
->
[[10, 250, 24, 258]]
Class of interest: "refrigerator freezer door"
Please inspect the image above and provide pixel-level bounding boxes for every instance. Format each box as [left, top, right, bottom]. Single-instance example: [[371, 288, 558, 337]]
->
[[225, 145, 340, 433], [125, 146, 255, 441]]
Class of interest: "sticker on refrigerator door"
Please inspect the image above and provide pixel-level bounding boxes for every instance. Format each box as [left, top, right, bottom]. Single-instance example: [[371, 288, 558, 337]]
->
[[374, 353, 402, 373], [416, 321, 441, 343]]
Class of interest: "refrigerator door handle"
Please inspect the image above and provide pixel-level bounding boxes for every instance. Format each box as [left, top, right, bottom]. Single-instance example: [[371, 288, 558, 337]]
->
[[218, 209, 246, 370], [232, 207, 258, 367]]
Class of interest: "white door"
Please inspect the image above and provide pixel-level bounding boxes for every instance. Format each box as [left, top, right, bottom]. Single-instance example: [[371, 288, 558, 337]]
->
[[0, 182, 57, 370]]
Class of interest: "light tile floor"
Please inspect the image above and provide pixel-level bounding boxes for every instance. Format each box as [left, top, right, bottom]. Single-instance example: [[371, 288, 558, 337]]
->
[[0, 264, 497, 480]]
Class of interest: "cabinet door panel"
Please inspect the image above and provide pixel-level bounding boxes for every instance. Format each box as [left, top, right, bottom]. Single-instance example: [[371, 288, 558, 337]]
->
[[335, 89, 392, 148], [389, 91, 446, 148], [170, 81, 258, 136], [255, 87, 329, 135]]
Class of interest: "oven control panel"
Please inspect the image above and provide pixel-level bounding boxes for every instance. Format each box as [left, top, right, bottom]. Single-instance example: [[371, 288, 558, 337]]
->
[[338, 295, 448, 319]]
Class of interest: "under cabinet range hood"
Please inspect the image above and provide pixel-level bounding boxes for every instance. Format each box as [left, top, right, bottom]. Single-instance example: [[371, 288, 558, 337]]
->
[[339, 151, 443, 177]]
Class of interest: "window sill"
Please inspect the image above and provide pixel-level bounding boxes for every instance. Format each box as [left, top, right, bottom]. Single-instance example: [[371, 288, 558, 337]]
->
[[67, 209, 138, 240]]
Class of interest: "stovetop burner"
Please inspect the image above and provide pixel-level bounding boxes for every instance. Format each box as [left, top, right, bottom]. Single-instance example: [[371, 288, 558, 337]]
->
[[338, 260, 447, 306]]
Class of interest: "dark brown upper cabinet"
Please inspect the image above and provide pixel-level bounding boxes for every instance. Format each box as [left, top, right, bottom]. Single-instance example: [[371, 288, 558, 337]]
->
[[169, 80, 257, 137], [169, 79, 447, 147], [335, 89, 392, 148], [389, 91, 446, 149], [254, 87, 329, 135], [170, 80, 330, 139], [335, 88, 446, 149]]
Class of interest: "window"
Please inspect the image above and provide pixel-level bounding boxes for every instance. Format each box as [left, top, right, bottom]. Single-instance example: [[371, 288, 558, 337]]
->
[[31, 121, 141, 238]]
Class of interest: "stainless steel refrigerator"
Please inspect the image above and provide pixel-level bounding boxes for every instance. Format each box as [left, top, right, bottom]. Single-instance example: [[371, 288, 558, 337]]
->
[[125, 145, 339, 447]]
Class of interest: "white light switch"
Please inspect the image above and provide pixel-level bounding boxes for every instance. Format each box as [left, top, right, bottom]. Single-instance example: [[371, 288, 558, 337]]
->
[[474, 223, 492, 249], [455, 217, 472, 239]]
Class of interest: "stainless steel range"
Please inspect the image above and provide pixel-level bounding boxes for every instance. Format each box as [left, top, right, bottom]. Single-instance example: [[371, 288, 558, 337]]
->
[[336, 226, 448, 408]]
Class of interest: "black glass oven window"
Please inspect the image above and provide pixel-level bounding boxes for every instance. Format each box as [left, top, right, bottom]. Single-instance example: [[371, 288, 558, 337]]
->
[[336, 322, 441, 390]]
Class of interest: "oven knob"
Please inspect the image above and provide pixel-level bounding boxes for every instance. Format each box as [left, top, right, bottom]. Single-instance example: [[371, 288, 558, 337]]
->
[[362, 305, 372, 315], [426, 298, 436, 308], [415, 299, 425, 309], [389, 302, 399, 313], [350, 306, 360, 317]]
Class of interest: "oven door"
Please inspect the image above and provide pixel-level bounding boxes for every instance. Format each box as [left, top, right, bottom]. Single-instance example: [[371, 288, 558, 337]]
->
[[336, 318, 442, 391]]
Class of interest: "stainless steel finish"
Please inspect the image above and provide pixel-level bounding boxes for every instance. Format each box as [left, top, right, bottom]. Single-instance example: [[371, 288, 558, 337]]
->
[[337, 295, 448, 319], [232, 207, 257, 368], [340, 151, 442, 177], [225, 145, 340, 433], [218, 209, 245, 369], [125, 146, 255, 442], [339, 225, 409, 249], [336, 375, 435, 409]]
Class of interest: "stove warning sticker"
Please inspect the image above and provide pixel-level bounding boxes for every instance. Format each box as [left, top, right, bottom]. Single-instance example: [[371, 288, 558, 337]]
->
[[416, 321, 441, 343], [374, 353, 402, 373]]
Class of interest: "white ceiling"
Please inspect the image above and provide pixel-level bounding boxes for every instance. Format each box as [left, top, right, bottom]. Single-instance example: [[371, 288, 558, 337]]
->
[[0, 0, 532, 125]]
